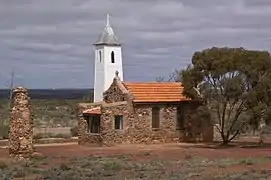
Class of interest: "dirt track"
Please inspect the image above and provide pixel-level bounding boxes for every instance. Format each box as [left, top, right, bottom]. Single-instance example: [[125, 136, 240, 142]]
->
[[1, 143, 270, 159]]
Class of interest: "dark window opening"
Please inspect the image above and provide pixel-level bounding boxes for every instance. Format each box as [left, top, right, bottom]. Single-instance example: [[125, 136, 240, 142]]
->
[[87, 116, 101, 133], [114, 115, 123, 129], [111, 51, 115, 63], [99, 51, 102, 62], [176, 106, 184, 130], [152, 107, 160, 128]]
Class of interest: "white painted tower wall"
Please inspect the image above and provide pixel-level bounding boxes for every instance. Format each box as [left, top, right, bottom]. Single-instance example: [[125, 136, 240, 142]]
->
[[94, 45, 123, 102]]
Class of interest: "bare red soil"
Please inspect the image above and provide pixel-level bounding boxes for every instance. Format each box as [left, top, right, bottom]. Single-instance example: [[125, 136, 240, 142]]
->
[[0, 143, 270, 160], [1, 143, 271, 177]]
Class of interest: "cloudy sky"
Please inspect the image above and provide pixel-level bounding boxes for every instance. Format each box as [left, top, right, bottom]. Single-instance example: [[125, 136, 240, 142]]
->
[[1, 0, 271, 89]]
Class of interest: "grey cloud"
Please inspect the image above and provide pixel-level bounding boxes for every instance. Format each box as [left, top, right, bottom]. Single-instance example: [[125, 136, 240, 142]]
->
[[1, 0, 271, 88], [245, 0, 271, 7]]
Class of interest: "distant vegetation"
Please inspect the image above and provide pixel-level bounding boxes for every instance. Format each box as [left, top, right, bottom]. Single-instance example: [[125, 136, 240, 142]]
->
[[0, 89, 94, 139], [0, 89, 93, 100], [30, 99, 82, 127]]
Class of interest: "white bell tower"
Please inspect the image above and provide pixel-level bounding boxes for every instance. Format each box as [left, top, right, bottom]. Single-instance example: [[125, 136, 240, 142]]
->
[[93, 14, 124, 102]]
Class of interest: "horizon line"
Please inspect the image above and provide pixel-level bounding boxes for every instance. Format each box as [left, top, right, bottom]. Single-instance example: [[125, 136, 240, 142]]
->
[[0, 88, 94, 90]]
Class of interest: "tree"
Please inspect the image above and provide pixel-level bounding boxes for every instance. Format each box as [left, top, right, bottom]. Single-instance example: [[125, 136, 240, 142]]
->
[[8, 71, 15, 108], [242, 51, 271, 144], [155, 69, 180, 82], [181, 47, 271, 145], [0, 70, 15, 139]]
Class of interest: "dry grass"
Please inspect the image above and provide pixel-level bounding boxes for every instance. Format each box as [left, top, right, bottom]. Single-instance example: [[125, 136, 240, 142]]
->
[[0, 143, 271, 179], [33, 127, 71, 136]]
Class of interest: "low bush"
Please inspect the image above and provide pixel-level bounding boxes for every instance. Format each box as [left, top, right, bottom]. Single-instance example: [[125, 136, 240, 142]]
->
[[34, 133, 72, 140], [0, 124, 9, 139], [33, 133, 55, 140], [54, 133, 71, 139], [70, 126, 78, 137], [33, 133, 44, 140], [0, 160, 7, 169]]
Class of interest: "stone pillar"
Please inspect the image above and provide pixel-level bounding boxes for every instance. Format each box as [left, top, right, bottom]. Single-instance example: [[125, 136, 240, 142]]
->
[[9, 87, 33, 158], [77, 114, 89, 145]]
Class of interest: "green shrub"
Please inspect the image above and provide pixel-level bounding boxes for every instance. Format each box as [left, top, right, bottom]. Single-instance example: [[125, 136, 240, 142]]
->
[[54, 133, 71, 139], [34, 133, 72, 140], [70, 126, 78, 137], [34, 133, 51, 139], [0, 124, 9, 139], [33, 133, 44, 140], [0, 160, 7, 169]]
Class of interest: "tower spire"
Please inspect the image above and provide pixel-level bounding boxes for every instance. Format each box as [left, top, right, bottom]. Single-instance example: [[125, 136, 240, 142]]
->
[[94, 14, 121, 46], [106, 13, 110, 27], [93, 15, 123, 102]]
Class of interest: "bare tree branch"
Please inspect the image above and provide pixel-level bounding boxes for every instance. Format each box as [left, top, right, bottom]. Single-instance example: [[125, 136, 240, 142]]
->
[[8, 70, 15, 107]]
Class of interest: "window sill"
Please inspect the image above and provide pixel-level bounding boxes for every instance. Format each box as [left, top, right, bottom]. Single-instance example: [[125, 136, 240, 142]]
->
[[86, 133, 101, 135], [152, 128, 160, 131]]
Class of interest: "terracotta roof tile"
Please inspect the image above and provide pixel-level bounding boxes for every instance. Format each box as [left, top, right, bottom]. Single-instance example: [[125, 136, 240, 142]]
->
[[83, 107, 101, 115], [123, 82, 190, 103]]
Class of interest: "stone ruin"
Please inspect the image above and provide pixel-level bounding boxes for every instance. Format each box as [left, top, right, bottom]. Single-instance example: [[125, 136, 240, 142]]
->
[[9, 86, 34, 159]]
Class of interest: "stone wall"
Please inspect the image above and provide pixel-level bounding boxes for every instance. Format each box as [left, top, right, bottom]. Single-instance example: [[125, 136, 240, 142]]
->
[[9, 87, 34, 158], [100, 101, 131, 145], [78, 101, 213, 146], [77, 102, 103, 145], [134, 105, 179, 143], [103, 81, 126, 103], [100, 102, 179, 145]]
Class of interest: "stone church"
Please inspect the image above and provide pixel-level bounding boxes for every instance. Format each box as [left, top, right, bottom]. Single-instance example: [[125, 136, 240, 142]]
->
[[77, 14, 213, 146]]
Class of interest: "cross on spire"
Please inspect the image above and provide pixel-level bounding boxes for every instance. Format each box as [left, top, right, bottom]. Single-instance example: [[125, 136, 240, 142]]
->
[[114, 70, 120, 81], [115, 70, 119, 77]]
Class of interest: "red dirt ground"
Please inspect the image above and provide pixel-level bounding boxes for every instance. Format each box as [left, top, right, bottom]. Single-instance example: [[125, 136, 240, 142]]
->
[[1, 143, 271, 160], [1, 143, 271, 176]]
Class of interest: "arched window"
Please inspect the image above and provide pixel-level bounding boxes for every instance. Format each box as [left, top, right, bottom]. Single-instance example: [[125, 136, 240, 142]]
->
[[99, 51, 102, 62], [111, 51, 115, 63]]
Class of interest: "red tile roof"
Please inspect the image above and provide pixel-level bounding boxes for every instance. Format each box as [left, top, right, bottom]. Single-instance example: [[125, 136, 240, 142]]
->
[[83, 82, 191, 115], [123, 82, 190, 103], [83, 107, 101, 115]]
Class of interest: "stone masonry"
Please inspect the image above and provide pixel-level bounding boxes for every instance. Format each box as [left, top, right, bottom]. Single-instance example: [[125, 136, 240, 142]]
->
[[9, 87, 34, 158], [78, 102, 213, 146], [100, 101, 129, 145], [77, 102, 103, 146], [100, 102, 212, 145], [78, 73, 213, 146], [132, 105, 179, 144]]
